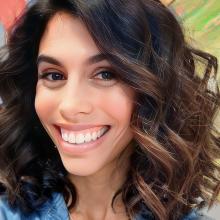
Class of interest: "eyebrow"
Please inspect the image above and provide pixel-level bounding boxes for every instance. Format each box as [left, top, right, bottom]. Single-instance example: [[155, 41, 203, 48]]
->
[[36, 53, 107, 67]]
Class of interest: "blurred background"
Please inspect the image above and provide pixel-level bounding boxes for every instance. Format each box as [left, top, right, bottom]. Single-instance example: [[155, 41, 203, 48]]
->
[[163, 0, 220, 135], [0, 0, 220, 218]]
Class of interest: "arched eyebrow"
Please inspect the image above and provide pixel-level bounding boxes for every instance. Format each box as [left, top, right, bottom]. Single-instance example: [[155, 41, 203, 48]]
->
[[36, 53, 107, 67]]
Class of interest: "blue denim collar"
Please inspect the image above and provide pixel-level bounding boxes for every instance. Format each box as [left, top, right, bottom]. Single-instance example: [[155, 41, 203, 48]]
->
[[0, 192, 209, 220], [44, 193, 152, 220], [41, 192, 69, 219], [43, 193, 200, 220]]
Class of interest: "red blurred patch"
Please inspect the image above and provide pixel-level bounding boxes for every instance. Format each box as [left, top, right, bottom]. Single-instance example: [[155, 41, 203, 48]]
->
[[0, 0, 26, 30]]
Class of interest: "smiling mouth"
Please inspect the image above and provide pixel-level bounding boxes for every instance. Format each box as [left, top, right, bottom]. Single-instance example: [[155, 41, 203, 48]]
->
[[55, 125, 111, 145]]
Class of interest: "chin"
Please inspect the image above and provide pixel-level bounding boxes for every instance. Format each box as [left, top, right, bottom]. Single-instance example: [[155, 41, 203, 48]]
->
[[60, 155, 107, 177]]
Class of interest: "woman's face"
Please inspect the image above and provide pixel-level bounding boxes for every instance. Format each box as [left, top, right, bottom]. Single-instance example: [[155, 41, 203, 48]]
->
[[35, 12, 135, 176]]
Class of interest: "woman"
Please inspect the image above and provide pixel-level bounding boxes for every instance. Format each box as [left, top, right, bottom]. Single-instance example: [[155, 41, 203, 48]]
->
[[0, 0, 219, 219]]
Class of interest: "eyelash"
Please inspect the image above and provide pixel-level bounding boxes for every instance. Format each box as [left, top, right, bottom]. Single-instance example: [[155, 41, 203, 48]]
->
[[38, 70, 117, 82]]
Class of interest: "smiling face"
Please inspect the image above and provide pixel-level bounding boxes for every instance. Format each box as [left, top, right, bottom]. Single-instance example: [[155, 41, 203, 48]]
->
[[35, 12, 135, 177]]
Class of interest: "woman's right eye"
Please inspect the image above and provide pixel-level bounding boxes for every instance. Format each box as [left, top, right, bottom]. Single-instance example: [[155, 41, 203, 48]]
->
[[38, 72, 65, 81]]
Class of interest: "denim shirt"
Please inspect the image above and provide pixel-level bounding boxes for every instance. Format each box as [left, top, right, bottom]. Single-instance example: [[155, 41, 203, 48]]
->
[[0, 193, 212, 220]]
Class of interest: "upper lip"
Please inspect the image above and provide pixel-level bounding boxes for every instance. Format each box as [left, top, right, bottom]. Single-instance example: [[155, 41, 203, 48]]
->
[[55, 123, 109, 131]]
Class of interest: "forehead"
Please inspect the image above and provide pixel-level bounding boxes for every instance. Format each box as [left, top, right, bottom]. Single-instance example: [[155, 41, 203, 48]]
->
[[38, 12, 99, 56]]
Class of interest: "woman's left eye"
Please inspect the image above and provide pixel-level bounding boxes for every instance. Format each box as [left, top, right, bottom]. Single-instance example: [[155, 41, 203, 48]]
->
[[38, 72, 64, 81], [94, 70, 117, 81]]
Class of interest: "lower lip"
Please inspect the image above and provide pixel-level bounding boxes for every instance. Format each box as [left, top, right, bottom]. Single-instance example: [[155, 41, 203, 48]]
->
[[54, 126, 111, 155]]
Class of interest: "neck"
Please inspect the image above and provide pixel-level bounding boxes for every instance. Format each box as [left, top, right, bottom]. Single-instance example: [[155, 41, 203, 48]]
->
[[68, 143, 133, 220]]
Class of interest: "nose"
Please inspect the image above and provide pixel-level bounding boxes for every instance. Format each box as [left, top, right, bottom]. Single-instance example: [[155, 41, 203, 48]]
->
[[59, 81, 93, 122]]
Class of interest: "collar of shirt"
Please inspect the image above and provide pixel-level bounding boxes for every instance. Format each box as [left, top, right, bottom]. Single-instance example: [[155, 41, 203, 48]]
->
[[0, 192, 208, 220]]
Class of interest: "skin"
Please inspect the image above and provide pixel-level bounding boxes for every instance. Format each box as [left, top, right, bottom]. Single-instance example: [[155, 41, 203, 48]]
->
[[35, 12, 135, 220]]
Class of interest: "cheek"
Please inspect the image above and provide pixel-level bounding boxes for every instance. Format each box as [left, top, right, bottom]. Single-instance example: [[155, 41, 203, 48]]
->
[[34, 86, 56, 122], [101, 88, 134, 124]]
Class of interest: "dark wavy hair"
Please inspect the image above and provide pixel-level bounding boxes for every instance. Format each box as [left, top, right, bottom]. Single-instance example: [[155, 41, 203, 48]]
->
[[0, 0, 220, 219]]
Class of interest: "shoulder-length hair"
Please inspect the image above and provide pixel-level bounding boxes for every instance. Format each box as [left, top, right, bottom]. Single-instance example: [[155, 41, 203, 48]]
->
[[0, 0, 219, 219]]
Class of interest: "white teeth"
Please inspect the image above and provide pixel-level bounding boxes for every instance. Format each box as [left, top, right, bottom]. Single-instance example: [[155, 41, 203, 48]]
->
[[76, 134, 85, 144], [62, 132, 68, 142], [69, 133, 75, 144], [60, 126, 109, 144], [97, 130, 101, 138], [84, 133, 92, 143], [91, 131, 98, 141]]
